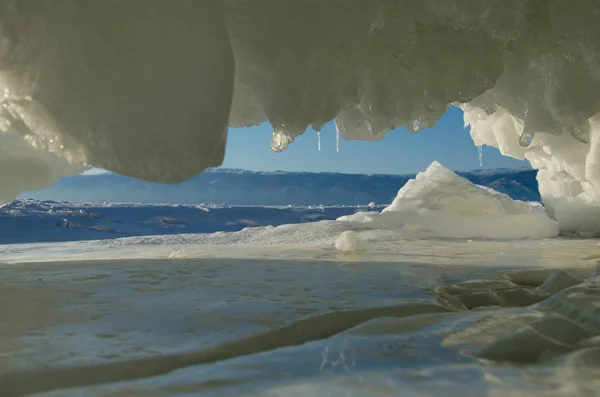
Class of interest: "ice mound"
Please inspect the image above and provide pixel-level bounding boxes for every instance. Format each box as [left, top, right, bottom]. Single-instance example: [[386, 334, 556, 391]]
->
[[2, 1, 600, 235], [335, 230, 361, 252], [338, 162, 559, 239]]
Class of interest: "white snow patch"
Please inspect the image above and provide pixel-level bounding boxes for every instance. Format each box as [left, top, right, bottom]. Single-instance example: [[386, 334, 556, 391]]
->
[[338, 162, 559, 239]]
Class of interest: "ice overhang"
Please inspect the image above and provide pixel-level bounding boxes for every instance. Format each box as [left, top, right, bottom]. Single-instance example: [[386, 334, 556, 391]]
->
[[2, 0, 600, 233]]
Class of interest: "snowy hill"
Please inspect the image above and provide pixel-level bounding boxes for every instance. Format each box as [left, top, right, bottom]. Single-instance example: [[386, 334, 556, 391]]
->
[[19, 168, 539, 206]]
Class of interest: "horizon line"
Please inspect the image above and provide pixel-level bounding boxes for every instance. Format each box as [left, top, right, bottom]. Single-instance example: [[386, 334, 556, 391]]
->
[[82, 165, 534, 178]]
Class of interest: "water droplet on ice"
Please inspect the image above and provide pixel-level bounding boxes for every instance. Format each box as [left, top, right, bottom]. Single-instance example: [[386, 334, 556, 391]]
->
[[270, 128, 292, 152], [519, 131, 534, 147]]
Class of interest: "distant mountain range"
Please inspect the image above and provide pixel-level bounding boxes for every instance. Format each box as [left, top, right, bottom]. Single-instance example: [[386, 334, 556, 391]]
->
[[20, 167, 540, 206]]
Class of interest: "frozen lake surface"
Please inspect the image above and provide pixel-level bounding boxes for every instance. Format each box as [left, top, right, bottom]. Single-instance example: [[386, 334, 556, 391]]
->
[[1, 237, 599, 396], [1, 165, 599, 396]]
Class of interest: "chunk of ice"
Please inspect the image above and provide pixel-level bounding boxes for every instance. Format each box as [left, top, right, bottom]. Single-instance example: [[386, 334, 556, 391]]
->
[[335, 230, 360, 252]]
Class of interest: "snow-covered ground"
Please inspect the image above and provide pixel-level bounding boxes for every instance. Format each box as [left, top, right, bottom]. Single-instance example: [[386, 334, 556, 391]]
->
[[0, 200, 381, 245], [1, 163, 599, 396]]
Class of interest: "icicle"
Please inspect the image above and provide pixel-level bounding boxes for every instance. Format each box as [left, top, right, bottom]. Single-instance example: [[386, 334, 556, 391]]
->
[[478, 145, 483, 167], [317, 130, 321, 151], [335, 122, 340, 152]]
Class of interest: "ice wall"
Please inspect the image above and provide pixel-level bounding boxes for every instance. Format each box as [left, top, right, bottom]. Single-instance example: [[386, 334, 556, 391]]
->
[[2, 1, 600, 234]]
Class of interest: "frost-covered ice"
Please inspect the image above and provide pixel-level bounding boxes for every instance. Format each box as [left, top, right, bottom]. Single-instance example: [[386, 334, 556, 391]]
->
[[2, 1, 600, 234]]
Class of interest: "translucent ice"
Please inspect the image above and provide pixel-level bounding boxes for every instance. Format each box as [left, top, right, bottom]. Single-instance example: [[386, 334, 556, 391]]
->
[[270, 128, 294, 153], [316, 131, 321, 152], [0, 0, 234, 204], [0, 132, 82, 204]]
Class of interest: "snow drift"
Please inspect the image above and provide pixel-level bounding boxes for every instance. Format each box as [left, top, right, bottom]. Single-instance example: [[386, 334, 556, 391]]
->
[[1, 0, 600, 234], [338, 162, 559, 240]]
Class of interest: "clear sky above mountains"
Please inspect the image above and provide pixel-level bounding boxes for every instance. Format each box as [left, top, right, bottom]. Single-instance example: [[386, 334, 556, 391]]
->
[[220, 106, 528, 174]]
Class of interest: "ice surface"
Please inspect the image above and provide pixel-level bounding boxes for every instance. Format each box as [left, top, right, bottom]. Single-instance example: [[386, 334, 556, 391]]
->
[[0, 193, 597, 394], [0, 241, 599, 396], [2, 1, 600, 234]]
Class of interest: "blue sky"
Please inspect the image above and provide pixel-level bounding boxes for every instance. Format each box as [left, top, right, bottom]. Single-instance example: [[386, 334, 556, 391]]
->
[[220, 106, 527, 174], [87, 106, 528, 176]]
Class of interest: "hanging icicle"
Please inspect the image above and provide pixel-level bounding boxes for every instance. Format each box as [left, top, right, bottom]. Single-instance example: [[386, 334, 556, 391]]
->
[[335, 122, 340, 153], [317, 130, 321, 151]]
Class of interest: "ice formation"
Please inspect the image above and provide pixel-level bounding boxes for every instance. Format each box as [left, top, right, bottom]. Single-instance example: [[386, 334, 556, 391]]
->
[[338, 162, 559, 239], [316, 131, 321, 152], [335, 230, 361, 252], [465, 107, 600, 236], [0, 0, 233, 200], [2, 1, 600, 234]]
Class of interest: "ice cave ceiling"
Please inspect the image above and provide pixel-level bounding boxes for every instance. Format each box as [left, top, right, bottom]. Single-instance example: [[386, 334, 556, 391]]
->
[[2, 0, 600, 233]]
